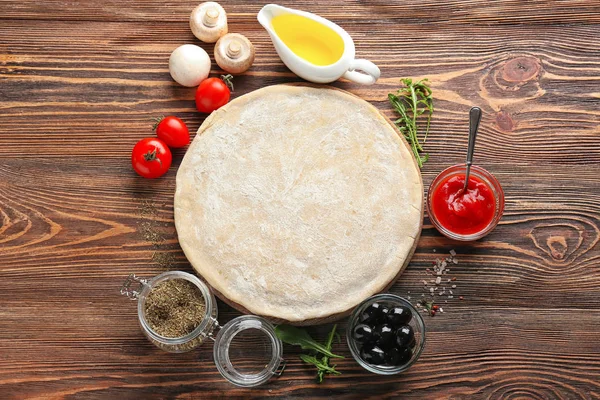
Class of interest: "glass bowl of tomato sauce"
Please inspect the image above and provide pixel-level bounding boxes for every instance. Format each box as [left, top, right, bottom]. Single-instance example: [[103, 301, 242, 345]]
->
[[427, 164, 504, 241]]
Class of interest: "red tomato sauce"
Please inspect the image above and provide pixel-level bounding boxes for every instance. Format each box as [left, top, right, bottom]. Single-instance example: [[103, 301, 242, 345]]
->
[[431, 174, 496, 235]]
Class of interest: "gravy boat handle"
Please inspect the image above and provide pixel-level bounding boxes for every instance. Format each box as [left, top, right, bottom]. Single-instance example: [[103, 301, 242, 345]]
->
[[343, 59, 381, 85]]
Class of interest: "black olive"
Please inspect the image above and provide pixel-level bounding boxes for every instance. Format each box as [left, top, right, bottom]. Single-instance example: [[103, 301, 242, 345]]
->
[[381, 305, 390, 318], [386, 347, 401, 365], [360, 302, 389, 324], [375, 324, 395, 349], [386, 346, 413, 366], [360, 343, 386, 365], [359, 312, 373, 325], [352, 324, 378, 343], [387, 306, 412, 327], [395, 325, 415, 348]]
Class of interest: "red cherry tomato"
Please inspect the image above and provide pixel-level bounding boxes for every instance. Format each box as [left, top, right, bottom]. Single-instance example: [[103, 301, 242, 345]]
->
[[155, 116, 190, 148], [131, 138, 172, 178], [195, 75, 232, 113]]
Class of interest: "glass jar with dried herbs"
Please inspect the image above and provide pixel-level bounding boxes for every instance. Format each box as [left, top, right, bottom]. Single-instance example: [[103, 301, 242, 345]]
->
[[122, 271, 218, 353]]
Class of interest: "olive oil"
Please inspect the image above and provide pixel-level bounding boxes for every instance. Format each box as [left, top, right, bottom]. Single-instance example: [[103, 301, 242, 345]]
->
[[271, 14, 344, 66]]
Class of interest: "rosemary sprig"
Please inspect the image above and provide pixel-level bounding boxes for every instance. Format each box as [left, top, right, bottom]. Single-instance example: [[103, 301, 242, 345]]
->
[[388, 78, 434, 168]]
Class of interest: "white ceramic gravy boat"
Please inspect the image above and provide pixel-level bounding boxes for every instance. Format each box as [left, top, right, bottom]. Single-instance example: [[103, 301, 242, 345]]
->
[[257, 4, 381, 85]]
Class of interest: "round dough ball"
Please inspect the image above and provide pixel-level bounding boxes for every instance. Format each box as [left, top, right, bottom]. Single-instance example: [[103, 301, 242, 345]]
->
[[169, 44, 211, 87]]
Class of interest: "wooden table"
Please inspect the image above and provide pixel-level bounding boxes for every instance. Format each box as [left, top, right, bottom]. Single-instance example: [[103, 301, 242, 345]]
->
[[1, 1, 599, 398]]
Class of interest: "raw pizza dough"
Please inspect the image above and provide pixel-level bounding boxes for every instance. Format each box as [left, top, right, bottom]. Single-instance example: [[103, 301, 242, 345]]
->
[[174, 84, 423, 323]]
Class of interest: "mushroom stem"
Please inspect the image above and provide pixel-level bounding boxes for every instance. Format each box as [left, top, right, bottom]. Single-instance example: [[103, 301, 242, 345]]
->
[[226, 41, 242, 59], [203, 7, 219, 27], [214, 33, 255, 74]]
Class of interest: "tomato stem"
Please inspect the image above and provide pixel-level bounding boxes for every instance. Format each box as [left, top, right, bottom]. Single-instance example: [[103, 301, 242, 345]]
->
[[221, 74, 234, 92], [152, 116, 165, 131], [144, 148, 162, 165]]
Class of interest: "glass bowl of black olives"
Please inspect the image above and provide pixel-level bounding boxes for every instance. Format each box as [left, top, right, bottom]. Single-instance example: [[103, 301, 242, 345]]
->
[[346, 294, 425, 374]]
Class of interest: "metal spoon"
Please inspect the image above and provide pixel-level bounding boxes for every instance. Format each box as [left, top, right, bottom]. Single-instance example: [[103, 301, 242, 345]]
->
[[462, 107, 482, 193]]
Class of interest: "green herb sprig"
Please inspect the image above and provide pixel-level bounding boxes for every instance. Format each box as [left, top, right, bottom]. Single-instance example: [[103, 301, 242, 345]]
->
[[316, 324, 341, 382], [388, 78, 434, 168], [275, 324, 343, 382]]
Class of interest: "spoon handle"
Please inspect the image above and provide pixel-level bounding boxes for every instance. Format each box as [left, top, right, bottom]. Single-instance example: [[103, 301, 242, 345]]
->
[[463, 107, 482, 192]]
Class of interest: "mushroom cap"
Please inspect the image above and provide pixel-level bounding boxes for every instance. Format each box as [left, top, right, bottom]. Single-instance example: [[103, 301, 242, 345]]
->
[[214, 33, 255, 74], [190, 2, 228, 43], [169, 44, 211, 87]]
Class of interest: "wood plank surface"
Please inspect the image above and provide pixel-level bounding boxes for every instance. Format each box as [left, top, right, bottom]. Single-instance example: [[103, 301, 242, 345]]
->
[[1, 0, 599, 398]]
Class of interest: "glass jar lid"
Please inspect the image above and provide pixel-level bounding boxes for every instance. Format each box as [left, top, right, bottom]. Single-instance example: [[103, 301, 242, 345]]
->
[[213, 315, 286, 387]]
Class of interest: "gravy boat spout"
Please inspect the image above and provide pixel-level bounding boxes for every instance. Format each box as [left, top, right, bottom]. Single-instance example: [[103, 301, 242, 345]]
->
[[257, 4, 380, 85], [257, 4, 284, 36]]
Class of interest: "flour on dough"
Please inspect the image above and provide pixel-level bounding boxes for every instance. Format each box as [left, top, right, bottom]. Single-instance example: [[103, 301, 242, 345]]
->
[[175, 85, 423, 322]]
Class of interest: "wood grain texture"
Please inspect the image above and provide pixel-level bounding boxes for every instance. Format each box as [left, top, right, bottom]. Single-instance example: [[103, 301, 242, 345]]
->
[[1, 0, 599, 399]]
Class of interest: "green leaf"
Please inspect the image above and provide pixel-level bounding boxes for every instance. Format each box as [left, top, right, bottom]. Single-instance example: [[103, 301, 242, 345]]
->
[[299, 354, 340, 374], [278, 325, 343, 383], [319, 324, 340, 376], [275, 325, 343, 358], [299, 354, 320, 365], [324, 324, 337, 351]]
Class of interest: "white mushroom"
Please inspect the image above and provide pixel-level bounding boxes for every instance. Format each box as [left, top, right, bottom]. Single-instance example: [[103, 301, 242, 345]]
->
[[168, 44, 211, 87], [214, 33, 255, 74], [190, 2, 228, 43]]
